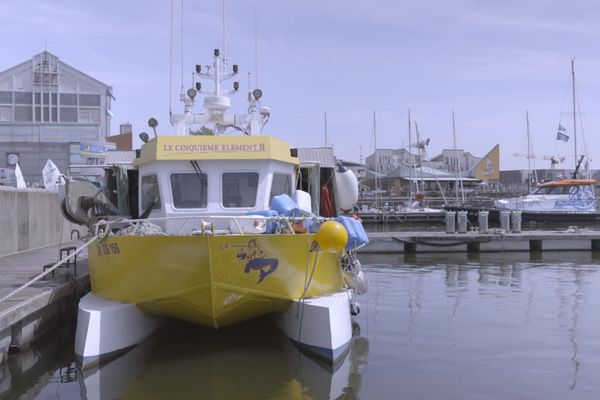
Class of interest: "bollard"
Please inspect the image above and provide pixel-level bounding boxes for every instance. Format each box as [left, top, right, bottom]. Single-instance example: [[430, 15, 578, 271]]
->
[[500, 211, 511, 232], [511, 211, 522, 233], [478, 210, 489, 234], [445, 211, 456, 233], [457, 211, 468, 233]]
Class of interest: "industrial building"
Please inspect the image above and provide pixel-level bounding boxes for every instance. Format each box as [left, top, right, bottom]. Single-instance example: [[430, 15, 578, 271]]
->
[[0, 51, 115, 185]]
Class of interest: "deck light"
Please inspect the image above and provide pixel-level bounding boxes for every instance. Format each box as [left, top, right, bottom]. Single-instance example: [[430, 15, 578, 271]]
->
[[195, 64, 201, 73], [139, 132, 149, 143], [233, 82, 239, 91], [233, 64, 238, 73], [196, 82, 201, 91]]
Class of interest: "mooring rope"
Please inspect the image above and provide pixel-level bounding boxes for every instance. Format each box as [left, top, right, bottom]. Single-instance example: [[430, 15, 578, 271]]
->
[[0, 235, 100, 305]]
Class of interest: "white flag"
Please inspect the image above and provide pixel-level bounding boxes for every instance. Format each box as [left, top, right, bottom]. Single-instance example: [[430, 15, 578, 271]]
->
[[15, 162, 26, 188], [42, 159, 61, 190]]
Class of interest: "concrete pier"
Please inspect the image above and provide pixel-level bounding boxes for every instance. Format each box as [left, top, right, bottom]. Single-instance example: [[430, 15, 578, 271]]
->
[[361, 229, 600, 254], [0, 186, 84, 257], [0, 241, 89, 365]]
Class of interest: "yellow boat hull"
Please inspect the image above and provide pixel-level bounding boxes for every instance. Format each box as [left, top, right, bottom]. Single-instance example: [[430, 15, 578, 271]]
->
[[89, 234, 344, 328]]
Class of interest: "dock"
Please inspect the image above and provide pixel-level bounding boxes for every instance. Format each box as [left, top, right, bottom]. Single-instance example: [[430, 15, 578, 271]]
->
[[361, 228, 600, 253], [359, 211, 446, 224], [0, 241, 89, 365]]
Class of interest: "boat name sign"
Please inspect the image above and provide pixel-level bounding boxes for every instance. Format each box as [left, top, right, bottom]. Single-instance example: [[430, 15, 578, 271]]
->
[[162, 143, 266, 154]]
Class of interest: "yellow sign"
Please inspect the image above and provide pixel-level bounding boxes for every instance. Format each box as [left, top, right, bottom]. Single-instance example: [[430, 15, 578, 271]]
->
[[135, 135, 299, 166], [475, 144, 500, 181]]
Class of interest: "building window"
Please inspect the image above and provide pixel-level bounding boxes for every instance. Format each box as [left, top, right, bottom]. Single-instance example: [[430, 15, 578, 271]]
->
[[35, 107, 58, 122], [14, 106, 33, 121], [170, 173, 208, 208], [60, 107, 78, 122], [222, 172, 258, 208], [79, 108, 100, 123], [35, 93, 58, 105], [79, 94, 101, 106], [14, 92, 32, 104], [0, 92, 12, 104], [0, 106, 12, 121], [141, 175, 161, 211], [59, 93, 77, 106], [270, 173, 291, 202]]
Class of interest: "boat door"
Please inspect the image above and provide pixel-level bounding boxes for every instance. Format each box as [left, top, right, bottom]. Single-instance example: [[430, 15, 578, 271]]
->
[[298, 162, 320, 215]]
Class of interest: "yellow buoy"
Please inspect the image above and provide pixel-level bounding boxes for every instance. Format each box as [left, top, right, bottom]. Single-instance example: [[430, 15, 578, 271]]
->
[[315, 221, 348, 253]]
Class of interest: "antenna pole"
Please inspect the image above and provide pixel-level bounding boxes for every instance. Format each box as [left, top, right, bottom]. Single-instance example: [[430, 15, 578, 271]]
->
[[180, 0, 184, 93], [254, 10, 258, 88], [169, 0, 174, 118], [324, 111, 328, 147], [571, 58, 577, 169], [222, 0, 227, 62]]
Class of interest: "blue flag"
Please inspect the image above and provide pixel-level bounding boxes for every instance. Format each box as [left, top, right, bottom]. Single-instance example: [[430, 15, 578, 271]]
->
[[556, 131, 569, 142], [558, 123, 566, 132]]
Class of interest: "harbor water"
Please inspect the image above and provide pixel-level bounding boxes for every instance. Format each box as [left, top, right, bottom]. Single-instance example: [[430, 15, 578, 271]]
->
[[4, 251, 600, 399]]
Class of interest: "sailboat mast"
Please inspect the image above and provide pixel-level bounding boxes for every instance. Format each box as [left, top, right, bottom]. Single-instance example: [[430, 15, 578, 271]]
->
[[408, 109, 414, 197], [452, 111, 458, 202], [526, 111, 531, 193], [571, 58, 577, 169], [373, 111, 380, 209]]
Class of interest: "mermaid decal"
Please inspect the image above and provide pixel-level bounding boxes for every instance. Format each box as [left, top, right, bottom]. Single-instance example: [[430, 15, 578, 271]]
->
[[236, 239, 279, 284]]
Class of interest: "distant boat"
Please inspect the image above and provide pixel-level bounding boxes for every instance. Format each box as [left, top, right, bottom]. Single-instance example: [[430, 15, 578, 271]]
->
[[492, 176, 599, 222]]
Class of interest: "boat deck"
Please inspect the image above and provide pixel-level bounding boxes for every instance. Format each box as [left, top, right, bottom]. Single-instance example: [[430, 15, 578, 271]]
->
[[0, 241, 89, 363], [362, 229, 600, 253]]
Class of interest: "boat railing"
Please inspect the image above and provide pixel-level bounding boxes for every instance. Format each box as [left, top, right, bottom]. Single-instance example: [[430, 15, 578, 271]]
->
[[93, 214, 330, 237]]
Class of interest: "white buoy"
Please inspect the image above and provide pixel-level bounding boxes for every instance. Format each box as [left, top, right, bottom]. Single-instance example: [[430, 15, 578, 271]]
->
[[334, 165, 359, 212]]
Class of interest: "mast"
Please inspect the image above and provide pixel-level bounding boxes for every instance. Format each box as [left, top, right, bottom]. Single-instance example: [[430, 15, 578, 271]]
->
[[526, 111, 531, 192], [452, 111, 464, 203], [571, 58, 577, 170], [373, 111, 380, 209], [408, 109, 414, 197]]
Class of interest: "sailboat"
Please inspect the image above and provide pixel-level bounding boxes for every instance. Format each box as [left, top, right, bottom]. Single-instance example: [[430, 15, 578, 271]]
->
[[61, 7, 368, 366], [493, 60, 599, 222]]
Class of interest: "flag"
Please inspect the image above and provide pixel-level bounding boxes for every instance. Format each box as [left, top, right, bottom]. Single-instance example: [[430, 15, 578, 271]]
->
[[42, 159, 61, 191], [558, 123, 566, 132], [556, 131, 569, 142], [14, 162, 26, 188]]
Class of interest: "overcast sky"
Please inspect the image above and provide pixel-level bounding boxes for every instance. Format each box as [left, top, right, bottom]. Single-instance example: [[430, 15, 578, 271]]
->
[[1, 0, 599, 171]]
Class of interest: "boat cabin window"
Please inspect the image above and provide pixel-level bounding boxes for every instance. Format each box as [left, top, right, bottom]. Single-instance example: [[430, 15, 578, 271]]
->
[[270, 173, 292, 202], [533, 186, 571, 195], [141, 175, 161, 211], [170, 173, 208, 208], [222, 172, 258, 208]]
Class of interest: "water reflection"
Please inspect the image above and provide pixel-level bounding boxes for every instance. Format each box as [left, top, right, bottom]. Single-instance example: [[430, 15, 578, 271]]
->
[[78, 318, 369, 400], [7, 252, 600, 399]]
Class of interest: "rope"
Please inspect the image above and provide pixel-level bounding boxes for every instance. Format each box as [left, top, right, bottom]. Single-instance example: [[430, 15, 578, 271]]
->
[[0, 235, 99, 305]]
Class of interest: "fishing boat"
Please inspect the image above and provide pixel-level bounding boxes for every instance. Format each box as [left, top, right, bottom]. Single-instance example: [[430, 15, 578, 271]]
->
[[62, 47, 368, 366]]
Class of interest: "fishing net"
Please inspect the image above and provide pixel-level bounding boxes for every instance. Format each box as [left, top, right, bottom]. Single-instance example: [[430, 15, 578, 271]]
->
[[114, 221, 167, 236]]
